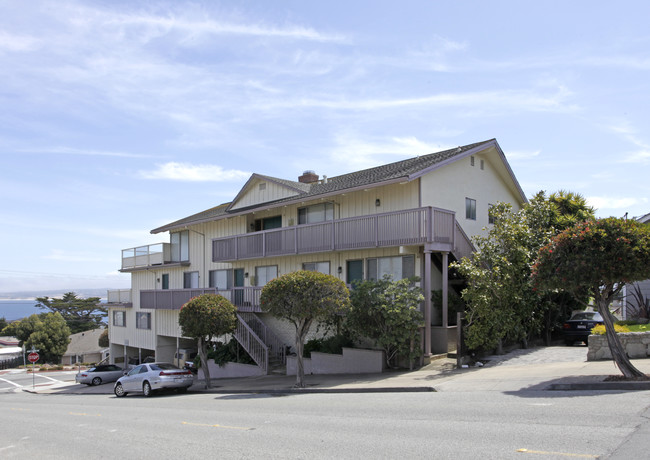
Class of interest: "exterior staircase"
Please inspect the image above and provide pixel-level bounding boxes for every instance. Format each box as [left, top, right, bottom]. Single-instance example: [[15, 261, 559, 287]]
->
[[233, 312, 287, 374]]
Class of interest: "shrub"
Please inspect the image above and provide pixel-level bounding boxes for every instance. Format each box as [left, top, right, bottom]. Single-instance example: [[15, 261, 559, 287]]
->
[[303, 334, 354, 357], [591, 324, 630, 335], [615, 319, 639, 326]]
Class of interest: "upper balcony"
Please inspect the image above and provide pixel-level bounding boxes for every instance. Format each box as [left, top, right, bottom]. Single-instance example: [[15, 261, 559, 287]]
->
[[120, 230, 190, 272], [212, 206, 459, 262], [140, 287, 262, 312], [106, 289, 133, 308]]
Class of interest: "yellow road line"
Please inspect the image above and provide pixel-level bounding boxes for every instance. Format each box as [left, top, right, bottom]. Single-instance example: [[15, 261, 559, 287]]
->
[[182, 421, 253, 431], [517, 448, 597, 458]]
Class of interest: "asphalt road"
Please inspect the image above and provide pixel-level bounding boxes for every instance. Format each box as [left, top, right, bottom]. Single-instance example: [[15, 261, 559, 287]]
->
[[1, 384, 648, 459]]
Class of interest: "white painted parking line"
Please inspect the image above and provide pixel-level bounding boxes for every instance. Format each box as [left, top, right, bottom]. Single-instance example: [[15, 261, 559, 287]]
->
[[0, 377, 22, 388], [35, 374, 64, 383]]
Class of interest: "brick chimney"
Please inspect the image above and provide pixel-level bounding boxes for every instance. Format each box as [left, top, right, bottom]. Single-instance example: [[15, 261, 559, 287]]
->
[[298, 170, 319, 184]]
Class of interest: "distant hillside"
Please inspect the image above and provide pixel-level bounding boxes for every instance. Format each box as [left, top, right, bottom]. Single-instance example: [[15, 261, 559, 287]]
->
[[0, 288, 111, 300]]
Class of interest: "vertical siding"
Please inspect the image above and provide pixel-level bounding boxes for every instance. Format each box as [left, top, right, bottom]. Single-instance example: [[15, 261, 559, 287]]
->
[[420, 148, 523, 239], [230, 179, 300, 210]]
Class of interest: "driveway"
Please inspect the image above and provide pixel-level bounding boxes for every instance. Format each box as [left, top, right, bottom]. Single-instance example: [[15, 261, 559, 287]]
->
[[480, 344, 589, 367]]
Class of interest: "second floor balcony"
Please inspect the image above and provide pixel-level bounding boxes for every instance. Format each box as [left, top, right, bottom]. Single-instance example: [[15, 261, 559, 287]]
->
[[140, 287, 262, 312], [212, 206, 458, 262]]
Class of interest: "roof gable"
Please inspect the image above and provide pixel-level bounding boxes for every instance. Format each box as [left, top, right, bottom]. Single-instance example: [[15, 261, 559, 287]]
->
[[227, 174, 310, 212]]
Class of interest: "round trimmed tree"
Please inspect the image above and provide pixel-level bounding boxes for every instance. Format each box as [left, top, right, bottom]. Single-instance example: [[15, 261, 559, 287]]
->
[[260, 270, 350, 388], [532, 217, 650, 379], [179, 294, 237, 388]]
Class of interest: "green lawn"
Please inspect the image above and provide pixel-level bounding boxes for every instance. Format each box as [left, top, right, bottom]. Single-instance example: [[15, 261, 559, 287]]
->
[[627, 324, 650, 332]]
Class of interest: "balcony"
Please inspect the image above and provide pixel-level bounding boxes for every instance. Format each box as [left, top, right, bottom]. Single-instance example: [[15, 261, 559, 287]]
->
[[140, 287, 263, 312], [120, 243, 190, 271], [212, 207, 457, 262], [106, 289, 133, 307]]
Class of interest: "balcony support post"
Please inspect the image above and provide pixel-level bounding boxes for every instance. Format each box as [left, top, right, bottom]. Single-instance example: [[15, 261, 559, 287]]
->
[[442, 251, 449, 329], [423, 250, 432, 363]]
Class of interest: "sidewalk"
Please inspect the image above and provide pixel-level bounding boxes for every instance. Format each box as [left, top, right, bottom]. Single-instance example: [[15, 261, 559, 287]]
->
[[22, 346, 650, 395]]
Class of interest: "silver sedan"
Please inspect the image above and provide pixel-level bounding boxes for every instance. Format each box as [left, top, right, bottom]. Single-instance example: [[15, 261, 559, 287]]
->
[[113, 362, 194, 397], [75, 364, 125, 386]]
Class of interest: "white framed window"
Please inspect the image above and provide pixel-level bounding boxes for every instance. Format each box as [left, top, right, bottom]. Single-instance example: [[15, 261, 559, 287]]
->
[[170, 230, 189, 262], [298, 202, 334, 225], [183, 271, 199, 289], [209, 269, 232, 290], [367, 255, 415, 281], [488, 203, 495, 225], [470, 155, 475, 166], [113, 311, 126, 327], [465, 198, 476, 220], [136, 312, 151, 330], [303, 261, 330, 274], [255, 265, 278, 286]]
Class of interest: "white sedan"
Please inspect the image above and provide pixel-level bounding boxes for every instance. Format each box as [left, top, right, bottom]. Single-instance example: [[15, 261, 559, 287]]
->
[[75, 364, 125, 386], [113, 362, 194, 397]]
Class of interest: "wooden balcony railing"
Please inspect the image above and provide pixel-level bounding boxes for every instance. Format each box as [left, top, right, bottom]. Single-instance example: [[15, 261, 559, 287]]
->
[[140, 287, 262, 312], [212, 207, 456, 262]]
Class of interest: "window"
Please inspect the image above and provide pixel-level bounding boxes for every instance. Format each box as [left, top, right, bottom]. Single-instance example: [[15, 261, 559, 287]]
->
[[113, 311, 126, 327], [209, 269, 232, 290], [183, 271, 199, 289], [470, 155, 475, 166], [298, 202, 334, 225], [303, 261, 330, 274], [161, 273, 169, 290], [136, 312, 151, 330], [480, 159, 485, 170], [367, 255, 415, 281], [465, 198, 476, 220], [346, 259, 364, 285], [255, 265, 278, 286], [259, 182, 266, 191], [488, 204, 495, 225], [170, 230, 189, 262], [253, 215, 282, 231]]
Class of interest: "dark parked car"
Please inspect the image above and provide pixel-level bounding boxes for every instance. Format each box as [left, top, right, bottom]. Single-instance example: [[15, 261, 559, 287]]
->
[[114, 362, 194, 397], [563, 312, 603, 346], [75, 364, 125, 386]]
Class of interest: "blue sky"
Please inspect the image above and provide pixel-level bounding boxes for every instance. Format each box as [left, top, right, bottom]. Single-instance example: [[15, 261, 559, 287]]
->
[[1, 1, 649, 294]]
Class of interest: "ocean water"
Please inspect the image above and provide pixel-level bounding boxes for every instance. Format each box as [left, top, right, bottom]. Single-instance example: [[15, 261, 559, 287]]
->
[[0, 299, 43, 322]]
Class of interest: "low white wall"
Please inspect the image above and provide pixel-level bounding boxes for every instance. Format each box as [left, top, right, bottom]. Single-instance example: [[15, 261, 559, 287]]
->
[[197, 359, 265, 380], [286, 347, 384, 375], [587, 332, 650, 361]]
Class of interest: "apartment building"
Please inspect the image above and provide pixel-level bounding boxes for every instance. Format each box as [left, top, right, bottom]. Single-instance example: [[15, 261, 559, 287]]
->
[[107, 138, 527, 372]]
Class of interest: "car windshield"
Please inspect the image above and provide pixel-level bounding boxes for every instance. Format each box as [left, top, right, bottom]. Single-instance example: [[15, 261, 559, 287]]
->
[[88, 367, 97, 372], [150, 363, 180, 371], [570, 312, 602, 321]]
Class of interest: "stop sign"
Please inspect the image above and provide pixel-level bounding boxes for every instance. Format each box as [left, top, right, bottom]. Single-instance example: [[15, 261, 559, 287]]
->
[[28, 352, 39, 363]]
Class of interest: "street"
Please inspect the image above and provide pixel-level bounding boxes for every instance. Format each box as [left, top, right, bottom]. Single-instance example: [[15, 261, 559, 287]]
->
[[1, 379, 649, 459]]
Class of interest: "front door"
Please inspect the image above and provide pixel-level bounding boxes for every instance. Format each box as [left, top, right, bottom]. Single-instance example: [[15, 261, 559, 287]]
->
[[234, 268, 245, 306]]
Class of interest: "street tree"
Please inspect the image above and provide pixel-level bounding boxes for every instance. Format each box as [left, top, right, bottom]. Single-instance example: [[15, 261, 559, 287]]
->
[[36, 292, 106, 334], [532, 218, 650, 379], [6, 313, 71, 363], [260, 270, 350, 388], [98, 328, 109, 348], [346, 277, 424, 369], [0, 317, 7, 331], [179, 294, 237, 389]]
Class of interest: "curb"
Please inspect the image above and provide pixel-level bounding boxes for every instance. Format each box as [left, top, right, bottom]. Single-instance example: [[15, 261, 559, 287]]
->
[[548, 381, 650, 391], [195, 386, 436, 394]]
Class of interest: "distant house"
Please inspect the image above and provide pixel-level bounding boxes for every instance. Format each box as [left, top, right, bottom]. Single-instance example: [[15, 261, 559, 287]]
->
[[107, 139, 527, 371], [0, 336, 19, 348], [624, 212, 650, 319], [0, 336, 21, 363], [62, 328, 108, 365]]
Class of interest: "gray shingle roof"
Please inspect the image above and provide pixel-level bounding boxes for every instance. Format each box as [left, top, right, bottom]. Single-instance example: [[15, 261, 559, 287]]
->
[[152, 139, 495, 233]]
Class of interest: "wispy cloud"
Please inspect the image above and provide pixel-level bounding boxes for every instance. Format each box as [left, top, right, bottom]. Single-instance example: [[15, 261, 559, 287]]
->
[[0, 30, 40, 52], [18, 146, 153, 158], [505, 150, 541, 161], [43, 249, 105, 263], [139, 162, 250, 182], [587, 196, 640, 212]]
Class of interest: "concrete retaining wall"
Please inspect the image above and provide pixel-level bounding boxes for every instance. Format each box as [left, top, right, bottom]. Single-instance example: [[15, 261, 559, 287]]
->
[[286, 347, 385, 375], [587, 332, 650, 361], [197, 359, 265, 380]]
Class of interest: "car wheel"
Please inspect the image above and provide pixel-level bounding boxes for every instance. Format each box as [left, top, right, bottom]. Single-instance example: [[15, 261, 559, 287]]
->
[[92, 377, 102, 386], [143, 381, 153, 397], [114, 383, 126, 397], [564, 340, 574, 346], [177, 387, 188, 394]]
